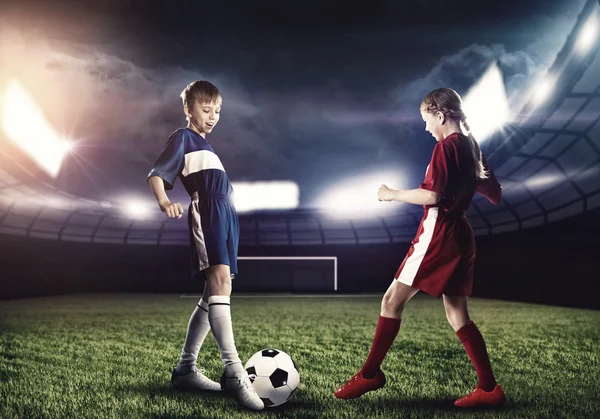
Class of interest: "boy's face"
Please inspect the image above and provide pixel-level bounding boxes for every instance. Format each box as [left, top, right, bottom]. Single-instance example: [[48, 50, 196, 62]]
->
[[421, 110, 444, 142], [186, 98, 222, 136]]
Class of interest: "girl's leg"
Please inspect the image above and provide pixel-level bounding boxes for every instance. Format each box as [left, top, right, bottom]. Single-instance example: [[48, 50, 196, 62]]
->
[[360, 281, 420, 377], [335, 281, 419, 399], [443, 295, 496, 391]]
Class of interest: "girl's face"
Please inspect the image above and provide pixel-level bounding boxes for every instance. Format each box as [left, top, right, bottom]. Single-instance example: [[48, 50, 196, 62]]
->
[[421, 110, 444, 142], [186, 98, 222, 137]]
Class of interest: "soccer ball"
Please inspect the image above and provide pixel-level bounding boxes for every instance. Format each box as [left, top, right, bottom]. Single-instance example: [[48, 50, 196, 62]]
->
[[244, 348, 299, 407]]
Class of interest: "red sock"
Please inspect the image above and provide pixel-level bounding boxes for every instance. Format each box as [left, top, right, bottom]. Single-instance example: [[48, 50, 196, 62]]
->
[[360, 316, 401, 378], [456, 321, 497, 392]]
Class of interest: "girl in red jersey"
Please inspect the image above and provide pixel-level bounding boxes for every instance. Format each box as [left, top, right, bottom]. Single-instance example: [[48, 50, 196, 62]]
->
[[334, 88, 505, 408]]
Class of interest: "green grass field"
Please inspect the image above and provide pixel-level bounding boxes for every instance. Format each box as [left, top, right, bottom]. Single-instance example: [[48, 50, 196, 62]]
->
[[1, 293, 599, 419]]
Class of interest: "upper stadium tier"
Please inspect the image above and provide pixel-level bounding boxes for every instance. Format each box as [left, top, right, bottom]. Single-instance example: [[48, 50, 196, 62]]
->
[[0, 0, 599, 246]]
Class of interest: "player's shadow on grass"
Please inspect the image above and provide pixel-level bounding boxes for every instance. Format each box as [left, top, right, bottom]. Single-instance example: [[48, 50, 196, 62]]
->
[[371, 397, 456, 411], [124, 381, 230, 401], [126, 382, 320, 415], [258, 400, 318, 413], [365, 396, 530, 413]]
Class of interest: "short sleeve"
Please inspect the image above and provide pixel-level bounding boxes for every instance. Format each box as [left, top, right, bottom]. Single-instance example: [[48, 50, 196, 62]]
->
[[419, 142, 450, 196], [147, 130, 185, 190]]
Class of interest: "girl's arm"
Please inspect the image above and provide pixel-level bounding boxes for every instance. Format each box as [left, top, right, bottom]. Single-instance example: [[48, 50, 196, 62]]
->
[[476, 156, 502, 205], [378, 185, 441, 206]]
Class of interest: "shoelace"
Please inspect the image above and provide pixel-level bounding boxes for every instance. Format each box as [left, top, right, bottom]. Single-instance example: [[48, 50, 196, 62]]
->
[[339, 373, 361, 390], [192, 367, 207, 377], [462, 385, 481, 399], [242, 374, 258, 392]]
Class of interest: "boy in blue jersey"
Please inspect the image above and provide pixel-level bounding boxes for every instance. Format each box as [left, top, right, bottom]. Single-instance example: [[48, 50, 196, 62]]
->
[[147, 81, 263, 411]]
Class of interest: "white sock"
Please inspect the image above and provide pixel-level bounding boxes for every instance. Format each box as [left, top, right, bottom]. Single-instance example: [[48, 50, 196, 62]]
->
[[176, 299, 211, 372], [208, 295, 243, 374]]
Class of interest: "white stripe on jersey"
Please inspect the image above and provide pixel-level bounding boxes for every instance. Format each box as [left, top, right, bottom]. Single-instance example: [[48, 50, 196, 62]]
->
[[397, 207, 438, 286], [182, 150, 225, 177], [190, 196, 210, 271]]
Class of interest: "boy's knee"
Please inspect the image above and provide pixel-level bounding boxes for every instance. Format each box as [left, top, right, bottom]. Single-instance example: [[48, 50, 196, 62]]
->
[[209, 276, 229, 289], [206, 268, 232, 295]]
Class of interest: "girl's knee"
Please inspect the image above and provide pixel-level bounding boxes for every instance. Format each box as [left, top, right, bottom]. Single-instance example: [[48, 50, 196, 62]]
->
[[446, 313, 470, 332], [381, 294, 404, 316]]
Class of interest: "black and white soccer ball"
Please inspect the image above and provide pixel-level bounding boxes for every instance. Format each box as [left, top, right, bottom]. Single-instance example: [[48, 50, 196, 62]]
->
[[244, 348, 299, 407]]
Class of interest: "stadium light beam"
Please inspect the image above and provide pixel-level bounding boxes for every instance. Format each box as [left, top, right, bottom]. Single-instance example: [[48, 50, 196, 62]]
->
[[317, 171, 403, 218], [524, 173, 563, 189], [231, 181, 299, 212], [531, 75, 556, 108], [2, 79, 71, 178], [63, 141, 75, 153], [462, 62, 510, 143], [125, 201, 152, 219], [577, 15, 598, 53]]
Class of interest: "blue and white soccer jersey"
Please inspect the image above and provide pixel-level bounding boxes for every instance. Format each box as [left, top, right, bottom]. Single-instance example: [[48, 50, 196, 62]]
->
[[148, 128, 239, 280]]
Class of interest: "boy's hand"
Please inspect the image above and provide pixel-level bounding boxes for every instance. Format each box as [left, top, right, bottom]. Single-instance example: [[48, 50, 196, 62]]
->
[[159, 200, 184, 219], [378, 184, 393, 202]]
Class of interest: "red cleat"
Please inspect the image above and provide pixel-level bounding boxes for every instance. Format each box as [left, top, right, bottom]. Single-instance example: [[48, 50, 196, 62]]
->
[[334, 370, 386, 400], [454, 384, 506, 408]]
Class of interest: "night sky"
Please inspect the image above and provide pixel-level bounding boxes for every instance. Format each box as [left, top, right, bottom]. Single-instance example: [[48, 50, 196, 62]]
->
[[0, 0, 586, 208]]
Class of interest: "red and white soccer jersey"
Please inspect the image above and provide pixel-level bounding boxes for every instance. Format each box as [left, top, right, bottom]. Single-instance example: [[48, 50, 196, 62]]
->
[[394, 133, 501, 297]]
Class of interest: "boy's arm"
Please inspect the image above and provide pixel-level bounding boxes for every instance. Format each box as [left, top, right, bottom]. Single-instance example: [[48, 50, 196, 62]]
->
[[476, 156, 502, 205], [148, 175, 184, 219]]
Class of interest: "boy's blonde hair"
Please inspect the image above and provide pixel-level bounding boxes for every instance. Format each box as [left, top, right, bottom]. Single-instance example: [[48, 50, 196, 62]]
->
[[180, 80, 222, 111], [420, 88, 488, 179]]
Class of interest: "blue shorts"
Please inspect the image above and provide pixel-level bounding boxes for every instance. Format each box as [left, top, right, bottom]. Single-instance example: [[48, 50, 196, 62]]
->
[[188, 192, 239, 281]]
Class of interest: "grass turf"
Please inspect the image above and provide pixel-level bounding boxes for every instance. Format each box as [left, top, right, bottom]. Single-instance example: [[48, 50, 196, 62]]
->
[[0, 293, 599, 419]]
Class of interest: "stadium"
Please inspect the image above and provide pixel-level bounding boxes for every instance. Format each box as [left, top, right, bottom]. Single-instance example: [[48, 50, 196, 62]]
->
[[1, 0, 599, 418]]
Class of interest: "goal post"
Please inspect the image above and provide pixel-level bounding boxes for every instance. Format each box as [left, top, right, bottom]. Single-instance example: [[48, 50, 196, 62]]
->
[[236, 256, 338, 292]]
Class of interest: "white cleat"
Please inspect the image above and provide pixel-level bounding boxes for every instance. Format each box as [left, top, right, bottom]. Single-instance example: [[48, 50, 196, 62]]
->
[[221, 370, 265, 411], [171, 366, 222, 391]]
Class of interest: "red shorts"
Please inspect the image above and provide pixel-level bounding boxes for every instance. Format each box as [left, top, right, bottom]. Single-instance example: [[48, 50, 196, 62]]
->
[[395, 207, 475, 298]]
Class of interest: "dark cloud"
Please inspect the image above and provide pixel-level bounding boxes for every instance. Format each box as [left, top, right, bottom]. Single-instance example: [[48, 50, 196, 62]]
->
[[396, 44, 541, 112], [0, 0, 588, 207]]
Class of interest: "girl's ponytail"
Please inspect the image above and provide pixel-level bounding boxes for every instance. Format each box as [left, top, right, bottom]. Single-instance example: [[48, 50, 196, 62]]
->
[[461, 118, 488, 180]]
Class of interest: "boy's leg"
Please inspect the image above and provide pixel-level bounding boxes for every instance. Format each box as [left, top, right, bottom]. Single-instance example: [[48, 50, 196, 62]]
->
[[335, 281, 419, 399], [171, 280, 221, 391], [205, 265, 241, 371], [176, 280, 212, 372], [207, 264, 263, 411], [444, 295, 505, 407]]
